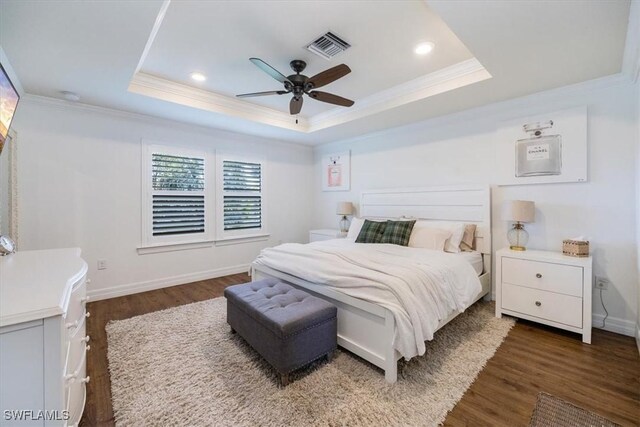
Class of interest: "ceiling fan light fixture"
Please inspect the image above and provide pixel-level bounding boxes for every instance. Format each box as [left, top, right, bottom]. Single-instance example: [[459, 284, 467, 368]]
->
[[190, 72, 207, 82], [414, 42, 435, 55]]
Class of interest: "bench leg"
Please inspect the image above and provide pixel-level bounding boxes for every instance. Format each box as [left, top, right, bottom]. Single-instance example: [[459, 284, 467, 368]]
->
[[326, 350, 335, 363], [280, 373, 290, 387], [230, 327, 236, 334]]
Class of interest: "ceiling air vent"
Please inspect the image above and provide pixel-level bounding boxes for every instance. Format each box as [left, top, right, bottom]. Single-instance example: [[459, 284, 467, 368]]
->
[[306, 32, 351, 60]]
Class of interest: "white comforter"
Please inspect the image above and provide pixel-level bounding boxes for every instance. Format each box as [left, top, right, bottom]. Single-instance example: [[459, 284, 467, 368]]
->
[[253, 239, 481, 360]]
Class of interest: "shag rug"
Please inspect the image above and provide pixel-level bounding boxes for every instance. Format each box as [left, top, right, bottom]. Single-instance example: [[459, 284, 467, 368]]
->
[[106, 297, 514, 426]]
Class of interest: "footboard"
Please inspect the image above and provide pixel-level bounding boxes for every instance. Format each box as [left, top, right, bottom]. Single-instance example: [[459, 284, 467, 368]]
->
[[251, 264, 401, 383]]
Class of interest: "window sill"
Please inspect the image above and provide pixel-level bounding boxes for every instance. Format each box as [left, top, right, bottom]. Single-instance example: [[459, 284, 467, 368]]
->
[[137, 241, 214, 255], [214, 234, 270, 247]]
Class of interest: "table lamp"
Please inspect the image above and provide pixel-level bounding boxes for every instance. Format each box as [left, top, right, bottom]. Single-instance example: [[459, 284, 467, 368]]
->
[[336, 202, 354, 235], [502, 200, 535, 251]]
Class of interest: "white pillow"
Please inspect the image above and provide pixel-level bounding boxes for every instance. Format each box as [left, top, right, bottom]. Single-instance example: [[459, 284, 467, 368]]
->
[[347, 217, 365, 239], [408, 227, 452, 251], [413, 220, 466, 253]]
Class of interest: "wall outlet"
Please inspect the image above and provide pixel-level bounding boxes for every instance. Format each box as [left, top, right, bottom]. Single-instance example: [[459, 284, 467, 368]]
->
[[595, 276, 609, 290], [97, 259, 108, 270]]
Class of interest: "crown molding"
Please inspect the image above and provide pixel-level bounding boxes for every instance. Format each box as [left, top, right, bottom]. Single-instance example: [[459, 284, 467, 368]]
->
[[128, 72, 308, 131], [19, 94, 313, 150], [308, 58, 491, 132], [130, 58, 490, 134], [315, 70, 635, 149]]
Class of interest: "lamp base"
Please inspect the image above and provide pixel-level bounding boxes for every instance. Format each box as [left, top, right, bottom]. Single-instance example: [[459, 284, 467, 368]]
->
[[507, 222, 529, 251], [339, 216, 350, 234]]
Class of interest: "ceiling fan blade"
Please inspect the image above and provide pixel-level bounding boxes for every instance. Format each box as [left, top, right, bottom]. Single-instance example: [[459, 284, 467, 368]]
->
[[308, 91, 354, 107], [290, 96, 303, 115], [249, 58, 292, 84], [236, 90, 288, 98], [307, 64, 351, 89]]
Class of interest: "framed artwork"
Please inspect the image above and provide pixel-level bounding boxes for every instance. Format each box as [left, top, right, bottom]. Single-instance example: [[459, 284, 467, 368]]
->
[[496, 106, 587, 186], [322, 151, 350, 191]]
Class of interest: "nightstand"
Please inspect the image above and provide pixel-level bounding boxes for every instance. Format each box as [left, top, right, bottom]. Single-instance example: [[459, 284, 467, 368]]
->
[[309, 229, 345, 243], [495, 248, 593, 343]]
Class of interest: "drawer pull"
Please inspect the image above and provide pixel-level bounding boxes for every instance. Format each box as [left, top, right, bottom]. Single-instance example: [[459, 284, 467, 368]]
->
[[80, 376, 90, 384], [82, 335, 90, 343], [536, 273, 542, 278], [85, 312, 91, 318], [535, 301, 542, 307]]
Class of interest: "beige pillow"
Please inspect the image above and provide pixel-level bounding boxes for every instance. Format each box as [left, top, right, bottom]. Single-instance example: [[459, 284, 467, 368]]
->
[[408, 227, 452, 251], [414, 220, 465, 253], [460, 224, 477, 251]]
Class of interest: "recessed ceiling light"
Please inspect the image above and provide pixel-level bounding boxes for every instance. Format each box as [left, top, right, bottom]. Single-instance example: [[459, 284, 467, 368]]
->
[[414, 42, 435, 55], [190, 72, 206, 82]]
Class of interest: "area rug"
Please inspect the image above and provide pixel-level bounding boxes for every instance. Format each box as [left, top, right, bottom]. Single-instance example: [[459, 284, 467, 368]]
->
[[529, 392, 621, 427], [106, 297, 514, 426]]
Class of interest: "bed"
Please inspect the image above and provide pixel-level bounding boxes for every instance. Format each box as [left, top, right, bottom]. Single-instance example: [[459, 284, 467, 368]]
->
[[251, 185, 491, 383]]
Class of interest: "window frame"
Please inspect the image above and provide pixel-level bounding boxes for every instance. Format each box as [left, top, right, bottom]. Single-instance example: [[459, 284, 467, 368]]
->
[[215, 154, 268, 242], [140, 141, 215, 252]]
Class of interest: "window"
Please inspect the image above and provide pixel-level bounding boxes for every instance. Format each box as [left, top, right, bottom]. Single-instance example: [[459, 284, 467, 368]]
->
[[141, 143, 213, 250], [217, 157, 267, 240]]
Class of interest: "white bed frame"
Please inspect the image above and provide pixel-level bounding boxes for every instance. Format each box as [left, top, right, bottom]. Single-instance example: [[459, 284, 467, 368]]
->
[[251, 185, 491, 383]]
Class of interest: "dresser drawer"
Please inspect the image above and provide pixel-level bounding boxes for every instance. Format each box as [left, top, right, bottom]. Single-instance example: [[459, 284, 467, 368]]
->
[[502, 257, 583, 297], [65, 277, 88, 328], [65, 320, 88, 379], [65, 359, 88, 427], [502, 283, 582, 328]]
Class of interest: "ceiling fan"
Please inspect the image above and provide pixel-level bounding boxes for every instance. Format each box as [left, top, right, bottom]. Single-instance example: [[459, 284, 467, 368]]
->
[[237, 58, 354, 115]]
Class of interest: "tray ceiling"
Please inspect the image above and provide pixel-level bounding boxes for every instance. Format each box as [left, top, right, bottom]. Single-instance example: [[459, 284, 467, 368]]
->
[[0, 0, 633, 144]]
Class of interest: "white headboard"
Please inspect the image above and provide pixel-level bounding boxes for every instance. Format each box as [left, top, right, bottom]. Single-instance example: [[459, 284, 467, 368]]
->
[[359, 185, 492, 256]]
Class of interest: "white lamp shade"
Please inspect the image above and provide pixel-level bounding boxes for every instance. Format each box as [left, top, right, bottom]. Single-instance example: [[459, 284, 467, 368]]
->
[[502, 200, 535, 223], [336, 202, 354, 216]]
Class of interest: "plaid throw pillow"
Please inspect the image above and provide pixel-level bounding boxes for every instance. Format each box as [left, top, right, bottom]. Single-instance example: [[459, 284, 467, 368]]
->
[[380, 220, 416, 246], [355, 220, 387, 243]]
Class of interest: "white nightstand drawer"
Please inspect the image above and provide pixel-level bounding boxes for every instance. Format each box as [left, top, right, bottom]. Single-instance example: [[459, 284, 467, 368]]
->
[[502, 257, 583, 297], [502, 283, 582, 328]]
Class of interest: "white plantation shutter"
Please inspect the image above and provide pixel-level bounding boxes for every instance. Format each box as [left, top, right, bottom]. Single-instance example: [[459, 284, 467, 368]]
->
[[146, 150, 209, 242], [222, 160, 263, 232]]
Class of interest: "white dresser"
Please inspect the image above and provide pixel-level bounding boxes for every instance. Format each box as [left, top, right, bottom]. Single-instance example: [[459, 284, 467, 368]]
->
[[0, 248, 89, 426], [495, 248, 592, 343], [309, 229, 345, 242]]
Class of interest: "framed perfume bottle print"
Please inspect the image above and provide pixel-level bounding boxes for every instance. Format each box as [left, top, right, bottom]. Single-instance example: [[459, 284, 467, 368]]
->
[[322, 151, 350, 191], [496, 106, 587, 186], [515, 120, 562, 177]]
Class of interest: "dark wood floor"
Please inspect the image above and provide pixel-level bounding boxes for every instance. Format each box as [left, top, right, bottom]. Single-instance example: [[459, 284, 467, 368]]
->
[[80, 274, 640, 427]]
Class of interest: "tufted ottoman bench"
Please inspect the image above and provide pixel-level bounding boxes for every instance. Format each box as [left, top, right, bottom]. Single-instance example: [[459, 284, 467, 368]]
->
[[224, 278, 337, 386]]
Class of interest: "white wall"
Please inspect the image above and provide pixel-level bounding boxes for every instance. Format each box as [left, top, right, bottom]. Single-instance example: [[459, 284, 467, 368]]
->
[[11, 98, 314, 299], [314, 78, 639, 336]]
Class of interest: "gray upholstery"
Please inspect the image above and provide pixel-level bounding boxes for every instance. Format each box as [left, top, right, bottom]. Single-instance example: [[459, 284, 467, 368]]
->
[[225, 278, 337, 383]]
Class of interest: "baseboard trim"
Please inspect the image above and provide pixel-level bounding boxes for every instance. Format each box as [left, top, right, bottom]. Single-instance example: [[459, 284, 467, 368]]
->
[[87, 264, 250, 301], [592, 313, 636, 337], [635, 324, 640, 355]]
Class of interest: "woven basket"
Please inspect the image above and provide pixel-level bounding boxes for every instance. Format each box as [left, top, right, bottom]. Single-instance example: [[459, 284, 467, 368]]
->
[[562, 240, 589, 257]]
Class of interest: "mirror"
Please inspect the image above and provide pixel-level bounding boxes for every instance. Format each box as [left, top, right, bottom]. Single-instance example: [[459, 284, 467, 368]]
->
[[0, 129, 17, 246]]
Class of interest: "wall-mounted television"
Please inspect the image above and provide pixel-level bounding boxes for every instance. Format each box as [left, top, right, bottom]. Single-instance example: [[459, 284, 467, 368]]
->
[[0, 63, 20, 156]]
